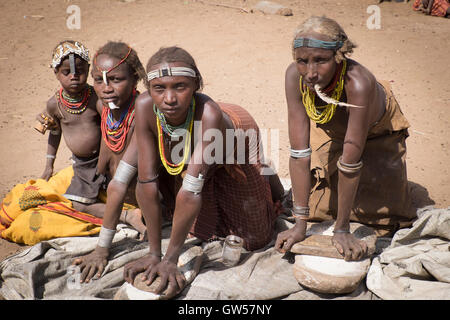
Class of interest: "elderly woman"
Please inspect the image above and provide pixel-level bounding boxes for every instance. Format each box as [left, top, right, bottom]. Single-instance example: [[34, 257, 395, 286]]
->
[[275, 16, 416, 261]]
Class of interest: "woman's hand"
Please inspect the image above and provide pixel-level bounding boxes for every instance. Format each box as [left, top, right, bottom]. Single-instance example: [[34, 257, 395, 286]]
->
[[41, 167, 53, 181], [123, 253, 161, 284], [72, 246, 109, 283], [275, 221, 307, 253], [332, 232, 368, 261], [143, 258, 186, 297]]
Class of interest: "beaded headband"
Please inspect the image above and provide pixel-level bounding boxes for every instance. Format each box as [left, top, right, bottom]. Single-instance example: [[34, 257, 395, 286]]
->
[[293, 37, 343, 50], [50, 41, 90, 69], [147, 66, 196, 81]]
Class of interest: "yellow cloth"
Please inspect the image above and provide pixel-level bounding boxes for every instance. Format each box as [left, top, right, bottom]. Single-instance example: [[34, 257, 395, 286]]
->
[[0, 166, 103, 245]]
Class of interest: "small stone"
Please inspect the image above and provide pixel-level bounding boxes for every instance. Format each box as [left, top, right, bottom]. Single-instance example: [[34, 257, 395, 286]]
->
[[252, 1, 293, 16]]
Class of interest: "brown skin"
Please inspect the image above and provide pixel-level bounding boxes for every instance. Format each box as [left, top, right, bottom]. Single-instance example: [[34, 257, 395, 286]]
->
[[71, 54, 146, 283], [38, 56, 100, 181], [123, 61, 235, 297], [275, 32, 386, 261], [418, 0, 434, 14], [417, 0, 450, 17]]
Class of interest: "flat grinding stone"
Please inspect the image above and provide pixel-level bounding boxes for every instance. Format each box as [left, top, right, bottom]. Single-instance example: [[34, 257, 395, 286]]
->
[[290, 221, 376, 294], [114, 245, 204, 300], [290, 221, 377, 259]]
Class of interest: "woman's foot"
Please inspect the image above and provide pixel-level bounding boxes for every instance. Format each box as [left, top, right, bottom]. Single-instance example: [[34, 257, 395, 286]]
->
[[121, 208, 147, 240]]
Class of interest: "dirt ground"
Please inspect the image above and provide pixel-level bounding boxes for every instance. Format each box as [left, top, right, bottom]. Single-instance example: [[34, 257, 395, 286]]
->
[[0, 0, 448, 262]]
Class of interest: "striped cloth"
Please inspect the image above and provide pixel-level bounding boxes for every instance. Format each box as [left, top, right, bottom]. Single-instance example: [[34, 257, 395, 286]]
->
[[159, 103, 280, 251], [413, 0, 450, 17]]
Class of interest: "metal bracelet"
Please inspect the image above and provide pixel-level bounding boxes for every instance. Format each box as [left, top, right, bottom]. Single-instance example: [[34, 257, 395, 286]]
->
[[98, 226, 116, 248], [292, 205, 309, 215], [138, 174, 159, 184], [113, 160, 137, 185], [290, 147, 312, 159], [336, 156, 363, 174]]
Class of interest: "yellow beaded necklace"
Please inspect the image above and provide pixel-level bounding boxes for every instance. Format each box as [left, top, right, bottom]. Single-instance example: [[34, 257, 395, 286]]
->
[[156, 98, 196, 175], [300, 59, 347, 124]]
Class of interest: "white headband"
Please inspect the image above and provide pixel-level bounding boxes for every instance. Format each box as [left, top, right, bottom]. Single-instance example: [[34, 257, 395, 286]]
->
[[51, 41, 90, 69], [147, 66, 196, 81]]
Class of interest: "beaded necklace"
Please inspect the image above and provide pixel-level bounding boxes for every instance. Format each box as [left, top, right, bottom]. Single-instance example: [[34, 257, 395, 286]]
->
[[153, 98, 195, 138], [156, 98, 196, 175], [101, 89, 137, 153], [300, 59, 347, 124], [57, 85, 92, 114]]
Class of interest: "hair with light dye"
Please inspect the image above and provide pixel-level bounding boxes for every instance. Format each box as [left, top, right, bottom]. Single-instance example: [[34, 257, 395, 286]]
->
[[292, 16, 356, 63]]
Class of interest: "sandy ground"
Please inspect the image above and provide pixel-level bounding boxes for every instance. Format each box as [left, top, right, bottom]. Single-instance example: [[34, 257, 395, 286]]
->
[[0, 0, 449, 262]]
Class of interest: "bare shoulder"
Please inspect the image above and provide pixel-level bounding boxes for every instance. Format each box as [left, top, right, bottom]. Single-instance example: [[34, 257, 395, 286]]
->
[[285, 62, 301, 101], [135, 91, 153, 114], [285, 61, 299, 81], [46, 95, 58, 115], [344, 59, 377, 96], [196, 93, 222, 122], [88, 87, 98, 104], [95, 99, 103, 115]]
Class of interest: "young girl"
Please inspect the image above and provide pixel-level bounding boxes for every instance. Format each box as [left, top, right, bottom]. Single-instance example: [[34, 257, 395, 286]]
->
[[39, 40, 104, 208], [123, 46, 284, 296], [72, 41, 148, 283], [275, 16, 415, 261]]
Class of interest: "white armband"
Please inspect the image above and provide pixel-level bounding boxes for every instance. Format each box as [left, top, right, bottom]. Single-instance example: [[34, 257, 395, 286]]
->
[[290, 147, 312, 158], [182, 173, 205, 194], [98, 226, 116, 248], [113, 160, 137, 185]]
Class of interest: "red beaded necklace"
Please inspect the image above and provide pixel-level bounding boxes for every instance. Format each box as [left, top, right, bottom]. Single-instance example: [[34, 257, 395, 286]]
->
[[101, 89, 137, 153], [321, 62, 344, 95], [57, 85, 92, 114]]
